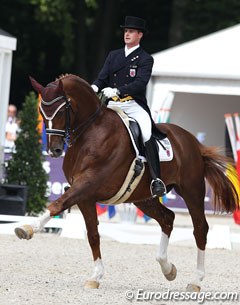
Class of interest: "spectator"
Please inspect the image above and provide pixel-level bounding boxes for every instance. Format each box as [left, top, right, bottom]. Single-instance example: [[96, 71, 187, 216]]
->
[[5, 104, 19, 152]]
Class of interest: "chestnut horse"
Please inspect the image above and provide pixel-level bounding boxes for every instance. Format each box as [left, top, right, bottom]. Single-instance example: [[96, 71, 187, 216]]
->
[[15, 74, 239, 291]]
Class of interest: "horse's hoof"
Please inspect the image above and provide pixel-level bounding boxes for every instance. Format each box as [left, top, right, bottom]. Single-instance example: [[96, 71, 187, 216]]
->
[[186, 284, 201, 292], [164, 264, 177, 281], [15, 225, 34, 240], [84, 280, 100, 289]]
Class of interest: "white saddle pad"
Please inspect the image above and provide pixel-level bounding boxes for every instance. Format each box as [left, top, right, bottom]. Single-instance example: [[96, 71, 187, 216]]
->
[[157, 138, 173, 162]]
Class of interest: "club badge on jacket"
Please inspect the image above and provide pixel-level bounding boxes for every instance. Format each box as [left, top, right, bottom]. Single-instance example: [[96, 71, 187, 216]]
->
[[129, 65, 138, 77], [129, 69, 136, 77]]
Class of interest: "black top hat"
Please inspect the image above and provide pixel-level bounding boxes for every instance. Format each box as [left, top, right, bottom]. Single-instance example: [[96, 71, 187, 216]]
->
[[120, 16, 146, 32]]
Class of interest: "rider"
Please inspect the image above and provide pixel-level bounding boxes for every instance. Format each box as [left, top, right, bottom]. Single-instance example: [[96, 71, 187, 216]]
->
[[91, 16, 166, 198]]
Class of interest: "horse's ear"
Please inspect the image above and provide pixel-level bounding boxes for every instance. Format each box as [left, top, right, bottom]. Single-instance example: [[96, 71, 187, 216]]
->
[[29, 76, 44, 94]]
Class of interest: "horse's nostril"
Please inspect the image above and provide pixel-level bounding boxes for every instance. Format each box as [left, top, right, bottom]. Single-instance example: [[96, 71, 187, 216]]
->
[[51, 148, 63, 157], [54, 148, 63, 155]]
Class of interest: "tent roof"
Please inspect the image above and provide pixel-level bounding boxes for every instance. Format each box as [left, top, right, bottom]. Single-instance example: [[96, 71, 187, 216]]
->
[[0, 28, 17, 51], [152, 24, 240, 80]]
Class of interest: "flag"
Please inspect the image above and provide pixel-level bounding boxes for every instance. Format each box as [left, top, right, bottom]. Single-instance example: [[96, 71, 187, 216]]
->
[[233, 113, 240, 224], [236, 140, 240, 183], [96, 203, 107, 216], [226, 164, 240, 225], [226, 164, 240, 196], [137, 208, 144, 218], [143, 214, 151, 222], [234, 113, 240, 180], [233, 210, 240, 224], [225, 113, 237, 161], [96, 203, 116, 219], [225, 125, 234, 159], [108, 205, 116, 219], [159, 195, 168, 204], [37, 94, 43, 134], [152, 91, 174, 124], [136, 209, 151, 222], [41, 123, 47, 152], [37, 94, 47, 151]]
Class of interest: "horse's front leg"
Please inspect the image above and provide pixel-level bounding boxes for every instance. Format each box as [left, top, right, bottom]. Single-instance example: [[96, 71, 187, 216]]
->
[[77, 202, 104, 289], [14, 184, 82, 240], [14, 210, 51, 240]]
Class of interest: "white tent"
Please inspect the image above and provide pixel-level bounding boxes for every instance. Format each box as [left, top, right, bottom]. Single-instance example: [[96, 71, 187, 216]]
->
[[0, 29, 17, 179], [148, 24, 240, 147]]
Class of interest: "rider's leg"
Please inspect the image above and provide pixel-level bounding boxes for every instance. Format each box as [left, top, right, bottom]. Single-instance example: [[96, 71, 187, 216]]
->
[[111, 100, 166, 197], [144, 137, 166, 197]]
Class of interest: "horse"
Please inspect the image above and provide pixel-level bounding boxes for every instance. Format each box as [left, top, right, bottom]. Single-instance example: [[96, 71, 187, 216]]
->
[[15, 74, 239, 291]]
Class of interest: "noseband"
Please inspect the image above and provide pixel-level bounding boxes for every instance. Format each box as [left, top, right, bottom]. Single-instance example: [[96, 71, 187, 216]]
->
[[40, 93, 102, 147]]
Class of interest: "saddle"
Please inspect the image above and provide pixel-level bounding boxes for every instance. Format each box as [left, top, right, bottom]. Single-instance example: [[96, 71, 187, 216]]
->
[[128, 118, 167, 157], [98, 105, 173, 205], [108, 105, 172, 162]]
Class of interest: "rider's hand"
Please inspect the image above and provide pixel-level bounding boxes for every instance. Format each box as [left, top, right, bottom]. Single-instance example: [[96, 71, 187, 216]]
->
[[102, 87, 119, 98], [91, 84, 99, 93]]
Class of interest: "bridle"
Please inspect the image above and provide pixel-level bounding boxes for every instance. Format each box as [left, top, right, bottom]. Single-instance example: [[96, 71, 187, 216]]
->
[[40, 94, 102, 147]]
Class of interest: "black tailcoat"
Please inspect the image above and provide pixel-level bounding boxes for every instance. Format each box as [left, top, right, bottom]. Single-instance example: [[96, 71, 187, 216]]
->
[[93, 46, 165, 139]]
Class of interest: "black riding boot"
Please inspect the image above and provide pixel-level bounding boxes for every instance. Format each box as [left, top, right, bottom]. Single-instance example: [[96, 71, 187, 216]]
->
[[144, 138, 167, 198]]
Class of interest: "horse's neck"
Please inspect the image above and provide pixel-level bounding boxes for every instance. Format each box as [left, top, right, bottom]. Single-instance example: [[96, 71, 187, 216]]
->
[[71, 88, 100, 123]]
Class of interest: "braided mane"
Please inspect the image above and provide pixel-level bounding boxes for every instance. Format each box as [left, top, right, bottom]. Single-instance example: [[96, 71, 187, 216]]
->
[[56, 73, 73, 81], [56, 73, 89, 87]]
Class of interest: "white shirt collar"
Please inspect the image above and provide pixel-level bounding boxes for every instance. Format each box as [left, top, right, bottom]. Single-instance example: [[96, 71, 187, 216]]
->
[[125, 44, 140, 57]]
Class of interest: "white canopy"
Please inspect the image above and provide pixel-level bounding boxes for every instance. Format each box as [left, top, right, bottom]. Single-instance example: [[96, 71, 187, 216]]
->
[[152, 24, 240, 80], [148, 24, 240, 105], [148, 24, 240, 148], [0, 29, 17, 179]]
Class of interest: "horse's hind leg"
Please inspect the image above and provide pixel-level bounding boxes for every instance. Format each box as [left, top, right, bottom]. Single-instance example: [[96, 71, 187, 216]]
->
[[77, 202, 104, 289], [176, 179, 209, 292], [134, 198, 177, 281]]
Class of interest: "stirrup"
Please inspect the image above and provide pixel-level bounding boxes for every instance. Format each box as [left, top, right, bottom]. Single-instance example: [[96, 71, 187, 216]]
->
[[150, 178, 167, 198]]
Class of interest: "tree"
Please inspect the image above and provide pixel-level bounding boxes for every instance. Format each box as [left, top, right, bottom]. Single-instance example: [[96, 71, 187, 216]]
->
[[1, 0, 240, 111], [6, 91, 48, 215]]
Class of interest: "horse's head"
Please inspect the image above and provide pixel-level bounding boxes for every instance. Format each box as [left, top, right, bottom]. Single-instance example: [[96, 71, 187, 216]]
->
[[30, 76, 71, 158]]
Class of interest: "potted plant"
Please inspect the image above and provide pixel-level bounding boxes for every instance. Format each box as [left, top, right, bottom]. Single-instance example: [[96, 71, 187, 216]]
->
[[0, 91, 48, 216]]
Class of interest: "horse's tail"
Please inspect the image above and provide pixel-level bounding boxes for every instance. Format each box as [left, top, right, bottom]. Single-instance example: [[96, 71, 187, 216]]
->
[[200, 144, 239, 213]]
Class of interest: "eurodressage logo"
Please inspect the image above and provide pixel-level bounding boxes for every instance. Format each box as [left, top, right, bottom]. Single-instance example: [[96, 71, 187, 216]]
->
[[124, 289, 239, 303]]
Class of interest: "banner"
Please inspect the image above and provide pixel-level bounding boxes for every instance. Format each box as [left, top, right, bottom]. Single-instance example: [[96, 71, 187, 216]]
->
[[225, 113, 240, 224]]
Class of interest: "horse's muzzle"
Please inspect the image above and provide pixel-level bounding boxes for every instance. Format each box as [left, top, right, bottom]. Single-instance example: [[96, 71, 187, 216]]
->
[[49, 144, 64, 158]]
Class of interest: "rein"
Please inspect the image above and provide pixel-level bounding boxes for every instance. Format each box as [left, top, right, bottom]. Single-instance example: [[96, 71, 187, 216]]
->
[[70, 103, 103, 146], [40, 95, 102, 147]]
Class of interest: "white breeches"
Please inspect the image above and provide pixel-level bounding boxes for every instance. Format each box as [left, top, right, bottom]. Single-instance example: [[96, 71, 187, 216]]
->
[[108, 99, 152, 142]]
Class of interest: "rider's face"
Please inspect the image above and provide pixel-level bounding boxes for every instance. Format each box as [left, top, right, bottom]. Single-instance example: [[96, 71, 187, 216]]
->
[[124, 28, 143, 48]]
